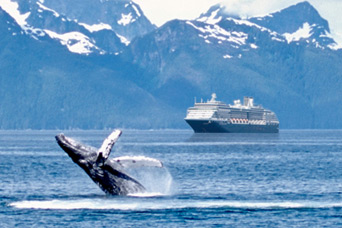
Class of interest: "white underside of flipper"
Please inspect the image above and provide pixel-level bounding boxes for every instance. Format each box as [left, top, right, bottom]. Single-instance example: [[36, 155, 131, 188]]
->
[[98, 129, 122, 159]]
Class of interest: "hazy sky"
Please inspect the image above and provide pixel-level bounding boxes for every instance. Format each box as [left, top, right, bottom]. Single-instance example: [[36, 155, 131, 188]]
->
[[134, 0, 342, 43]]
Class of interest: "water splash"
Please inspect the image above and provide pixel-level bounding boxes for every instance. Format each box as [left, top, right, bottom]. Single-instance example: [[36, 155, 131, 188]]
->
[[10, 199, 342, 210], [126, 166, 174, 195]]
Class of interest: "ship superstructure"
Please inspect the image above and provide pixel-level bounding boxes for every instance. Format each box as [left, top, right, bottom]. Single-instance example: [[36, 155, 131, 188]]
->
[[185, 93, 279, 133]]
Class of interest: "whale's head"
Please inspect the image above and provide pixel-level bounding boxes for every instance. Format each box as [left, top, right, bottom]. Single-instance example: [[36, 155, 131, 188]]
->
[[55, 134, 98, 168]]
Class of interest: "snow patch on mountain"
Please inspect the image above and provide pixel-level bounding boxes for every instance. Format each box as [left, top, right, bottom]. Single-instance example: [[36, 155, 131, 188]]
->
[[37, 2, 59, 17], [227, 18, 290, 44], [328, 43, 342, 50], [0, 0, 30, 27], [131, 4, 141, 17], [79, 22, 131, 46], [227, 18, 283, 39], [118, 2, 143, 27], [197, 8, 222, 24], [283, 22, 312, 43], [116, 34, 130, 46], [250, 43, 258, 49], [80, 23, 112, 33], [0, 0, 48, 39], [223, 54, 233, 59], [325, 32, 342, 50], [251, 14, 274, 20], [44, 30, 100, 54], [319, 31, 342, 50], [118, 13, 135, 26], [228, 18, 266, 32], [187, 21, 248, 46]]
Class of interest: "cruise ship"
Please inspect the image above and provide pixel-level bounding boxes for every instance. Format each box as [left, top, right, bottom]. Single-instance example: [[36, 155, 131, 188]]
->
[[184, 93, 279, 133]]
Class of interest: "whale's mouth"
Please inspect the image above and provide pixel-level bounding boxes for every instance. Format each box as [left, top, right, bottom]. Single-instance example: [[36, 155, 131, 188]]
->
[[55, 134, 73, 152], [55, 134, 97, 162], [56, 134, 80, 154]]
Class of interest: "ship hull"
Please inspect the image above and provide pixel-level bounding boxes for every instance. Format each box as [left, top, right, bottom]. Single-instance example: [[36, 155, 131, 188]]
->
[[185, 119, 279, 133]]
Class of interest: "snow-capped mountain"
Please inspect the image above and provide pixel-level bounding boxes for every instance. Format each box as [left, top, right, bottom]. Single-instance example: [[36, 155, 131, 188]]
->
[[34, 0, 155, 41], [0, 5, 178, 129], [0, 0, 155, 54], [0, 1, 342, 129], [250, 2, 340, 50], [128, 1, 340, 81], [196, 1, 340, 51]]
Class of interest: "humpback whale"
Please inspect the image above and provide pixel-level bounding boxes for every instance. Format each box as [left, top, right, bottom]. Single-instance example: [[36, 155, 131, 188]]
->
[[55, 130, 163, 195]]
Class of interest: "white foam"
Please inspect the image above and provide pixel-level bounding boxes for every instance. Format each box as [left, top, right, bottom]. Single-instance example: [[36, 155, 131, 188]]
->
[[125, 166, 173, 195], [10, 199, 342, 210], [128, 192, 166, 197], [10, 199, 141, 210]]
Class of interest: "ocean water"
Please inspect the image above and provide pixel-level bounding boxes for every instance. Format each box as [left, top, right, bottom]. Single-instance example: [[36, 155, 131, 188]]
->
[[1, 130, 342, 227]]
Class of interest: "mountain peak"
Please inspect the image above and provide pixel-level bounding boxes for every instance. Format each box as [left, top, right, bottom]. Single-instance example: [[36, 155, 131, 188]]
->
[[248, 1, 337, 49], [250, 1, 330, 34], [196, 4, 239, 25], [41, 0, 156, 41]]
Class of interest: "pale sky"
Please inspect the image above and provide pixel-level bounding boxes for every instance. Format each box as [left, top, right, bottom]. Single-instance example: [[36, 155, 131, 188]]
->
[[133, 0, 342, 44]]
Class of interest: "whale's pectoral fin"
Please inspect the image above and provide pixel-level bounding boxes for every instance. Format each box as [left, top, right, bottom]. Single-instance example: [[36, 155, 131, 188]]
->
[[97, 129, 122, 160], [111, 156, 163, 169]]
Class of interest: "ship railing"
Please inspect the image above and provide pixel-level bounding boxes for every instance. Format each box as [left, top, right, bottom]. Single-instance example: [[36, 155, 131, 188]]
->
[[248, 120, 267, 125], [229, 118, 249, 124]]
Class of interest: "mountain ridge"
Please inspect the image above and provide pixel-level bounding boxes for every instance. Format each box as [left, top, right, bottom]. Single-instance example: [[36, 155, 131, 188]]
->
[[0, 0, 341, 129]]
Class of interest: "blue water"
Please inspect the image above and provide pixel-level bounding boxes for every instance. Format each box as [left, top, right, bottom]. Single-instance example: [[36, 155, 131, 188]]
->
[[1, 130, 342, 227]]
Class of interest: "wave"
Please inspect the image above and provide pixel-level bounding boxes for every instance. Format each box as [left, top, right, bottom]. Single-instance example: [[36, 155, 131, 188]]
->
[[9, 199, 342, 211], [128, 192, 166, 197], [0, 151, 62, 156]]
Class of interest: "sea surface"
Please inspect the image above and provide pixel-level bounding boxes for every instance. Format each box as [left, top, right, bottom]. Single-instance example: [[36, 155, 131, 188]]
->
[[1, 129, 342, 227]]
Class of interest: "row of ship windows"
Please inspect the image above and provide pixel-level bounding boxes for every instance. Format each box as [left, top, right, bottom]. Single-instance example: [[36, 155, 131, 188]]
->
[[187, 112, 278, 122], [187, 112, 265, 119]]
